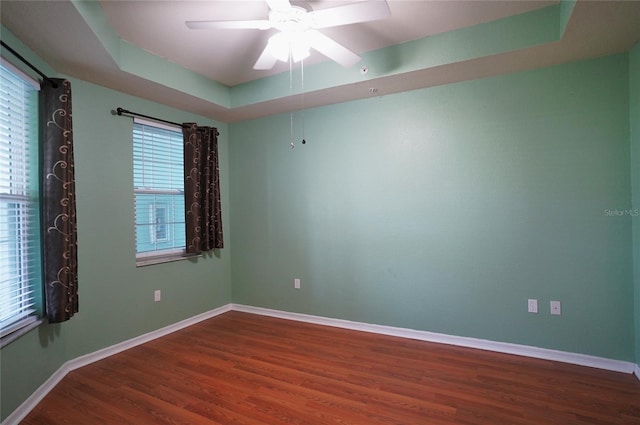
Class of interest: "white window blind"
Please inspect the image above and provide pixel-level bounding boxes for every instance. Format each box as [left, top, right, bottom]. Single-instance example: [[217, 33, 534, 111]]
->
[[133, 118, 186, 261], [0, 61, 40, 340]]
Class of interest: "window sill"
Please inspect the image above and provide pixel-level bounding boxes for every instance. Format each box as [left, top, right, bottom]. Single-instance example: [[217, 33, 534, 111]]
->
[[136, 252, 201, 267], [0, 317, 44, 349]]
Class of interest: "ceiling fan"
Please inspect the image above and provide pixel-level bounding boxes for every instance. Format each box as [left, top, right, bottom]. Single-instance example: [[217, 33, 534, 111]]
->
[[186, 0, 391, 70]]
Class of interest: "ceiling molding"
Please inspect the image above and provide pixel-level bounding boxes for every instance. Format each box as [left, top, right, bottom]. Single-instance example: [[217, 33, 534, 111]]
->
[[2, 0, 639, 123]]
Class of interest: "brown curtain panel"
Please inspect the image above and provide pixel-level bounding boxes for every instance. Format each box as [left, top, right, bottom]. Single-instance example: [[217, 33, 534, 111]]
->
[[41, 78, 78, 323], [183, 123, 223, 254]]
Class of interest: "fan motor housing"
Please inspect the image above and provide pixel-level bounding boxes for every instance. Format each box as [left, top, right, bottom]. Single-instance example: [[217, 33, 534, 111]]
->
[[270, 6, 314, 32]]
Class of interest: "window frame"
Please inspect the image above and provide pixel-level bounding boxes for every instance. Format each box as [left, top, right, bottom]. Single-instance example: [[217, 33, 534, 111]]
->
[[0, 57, 43, 347], [132, 118, 189, 266]]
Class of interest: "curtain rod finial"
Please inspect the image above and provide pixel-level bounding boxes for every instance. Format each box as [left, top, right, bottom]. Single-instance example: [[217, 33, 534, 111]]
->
[[116, 107, 125, 116]]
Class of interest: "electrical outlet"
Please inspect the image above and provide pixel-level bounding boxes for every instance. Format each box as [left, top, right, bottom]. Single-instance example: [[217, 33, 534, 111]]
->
[[154, 290, 161, 302], [294, 278, 301, 289], [527, 299, 538, 313], [550, 300, 561, 315]]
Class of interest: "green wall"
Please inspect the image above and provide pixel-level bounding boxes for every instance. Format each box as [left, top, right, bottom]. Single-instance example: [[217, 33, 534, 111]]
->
[[230, 53, 634, 361], [631, 42, 640, 370], [0, 31, 232, 421]]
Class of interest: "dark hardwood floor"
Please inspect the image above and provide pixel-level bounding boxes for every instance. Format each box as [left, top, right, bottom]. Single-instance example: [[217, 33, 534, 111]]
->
[[22, 311, 640, 424]]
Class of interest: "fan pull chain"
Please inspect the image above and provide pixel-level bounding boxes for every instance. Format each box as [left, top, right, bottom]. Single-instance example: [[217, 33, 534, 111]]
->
[[289, 54, 295, 150], [301, 58, 306, 145]]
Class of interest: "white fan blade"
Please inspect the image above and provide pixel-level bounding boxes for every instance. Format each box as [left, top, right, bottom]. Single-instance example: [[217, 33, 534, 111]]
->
[[253, 43, 279, 70], [265, 0, 292, 12], [305, 30, 361, 67], [186, 20, 272, 30], [310, 1, 390, 28]]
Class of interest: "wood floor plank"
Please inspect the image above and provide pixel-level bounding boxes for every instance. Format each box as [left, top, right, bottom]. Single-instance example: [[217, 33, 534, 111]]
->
[[21, 311, 640, 424]]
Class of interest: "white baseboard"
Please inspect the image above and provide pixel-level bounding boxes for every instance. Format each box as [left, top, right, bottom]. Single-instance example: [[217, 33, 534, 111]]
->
[[1, 304, 232, 425], [231, 304, 636, 374], [3, 302, 637, 425]]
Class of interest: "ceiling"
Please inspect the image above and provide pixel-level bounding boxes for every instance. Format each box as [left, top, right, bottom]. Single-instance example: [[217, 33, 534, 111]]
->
[[1, 1, 640, 123], [100, 0, 557, 86]]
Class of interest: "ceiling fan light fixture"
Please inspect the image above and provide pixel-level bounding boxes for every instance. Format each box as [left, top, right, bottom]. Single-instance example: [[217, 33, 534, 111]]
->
[[267, 30, 310, 63], [267, 32, 291, 62], [291, 34, 311, 62]]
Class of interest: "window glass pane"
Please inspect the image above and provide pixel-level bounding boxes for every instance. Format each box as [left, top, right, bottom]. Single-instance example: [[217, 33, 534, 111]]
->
[[0, 61, 41, 339], [133, 121, 185, 258]]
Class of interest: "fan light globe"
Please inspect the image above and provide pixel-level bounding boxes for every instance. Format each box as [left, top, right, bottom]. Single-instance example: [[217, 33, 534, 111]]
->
[[268, 30, 311, 63]]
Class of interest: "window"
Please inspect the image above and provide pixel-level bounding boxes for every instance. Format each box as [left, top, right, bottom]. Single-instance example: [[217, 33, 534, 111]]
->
[[133, 118, 186, 264], [0, 60, 41, 344], [150, 203, 169, 243]]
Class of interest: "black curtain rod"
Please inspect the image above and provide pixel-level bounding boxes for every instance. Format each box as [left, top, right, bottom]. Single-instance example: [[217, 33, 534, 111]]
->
[[116, 108, 220, 136], [0, 40, 59, 88], [116, 107, 185, 128]]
